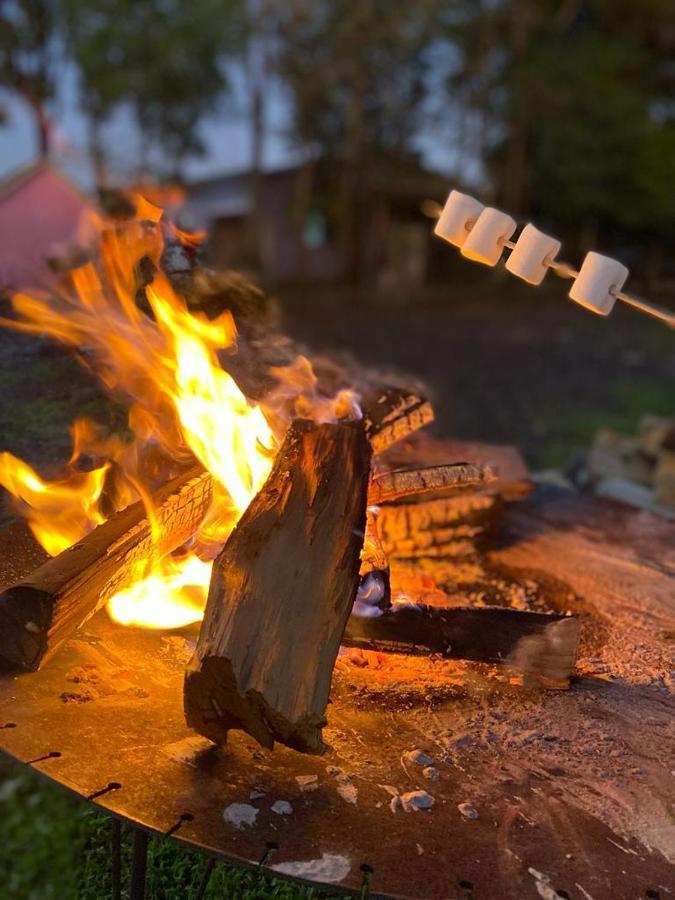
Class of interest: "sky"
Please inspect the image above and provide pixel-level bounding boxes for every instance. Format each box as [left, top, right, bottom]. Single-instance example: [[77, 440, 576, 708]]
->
[[0, 53, 472, 191], [0, 61, 301, 187]]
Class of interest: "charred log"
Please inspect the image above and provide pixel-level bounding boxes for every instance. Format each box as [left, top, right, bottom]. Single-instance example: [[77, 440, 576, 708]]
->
[[0, 465, 212, 671], [362, 387, 434, 455], [378, 492, 501, 558], [184, 418, 371, 754], [343, 604, 579, 687]]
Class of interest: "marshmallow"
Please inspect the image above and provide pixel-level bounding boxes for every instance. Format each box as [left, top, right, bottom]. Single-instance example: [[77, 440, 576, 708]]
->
[[461, 207, 516, 266], [434, 190, 484, 248], [505, 223, 561, 285], [569, 252, 628, 316]]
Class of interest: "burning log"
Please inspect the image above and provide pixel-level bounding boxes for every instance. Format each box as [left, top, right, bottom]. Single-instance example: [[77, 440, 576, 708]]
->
[[184, 418, 371, 754], [357, 509, 391, 611], [368, 462, 493, 505], [343, 604, 579, 686], [0, 465, 212, 671], [378, 492, 500, 558], [362, 387, 434, 455]]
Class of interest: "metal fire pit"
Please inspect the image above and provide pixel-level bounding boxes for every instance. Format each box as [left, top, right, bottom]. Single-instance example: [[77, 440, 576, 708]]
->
[[0, 488, 673, 899]]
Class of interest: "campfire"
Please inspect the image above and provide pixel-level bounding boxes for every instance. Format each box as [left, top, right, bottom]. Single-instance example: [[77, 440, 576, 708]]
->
[[0, 197, 579, 755]]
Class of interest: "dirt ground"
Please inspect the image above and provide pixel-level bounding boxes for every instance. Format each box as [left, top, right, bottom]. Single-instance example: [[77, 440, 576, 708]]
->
[[280, 281, 675, 468]]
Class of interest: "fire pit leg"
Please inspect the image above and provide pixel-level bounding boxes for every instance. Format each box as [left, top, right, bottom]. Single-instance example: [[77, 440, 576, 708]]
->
[[195, 858, 216, 900], [111, 818, 122, 900], [129, 828, 149, 900]]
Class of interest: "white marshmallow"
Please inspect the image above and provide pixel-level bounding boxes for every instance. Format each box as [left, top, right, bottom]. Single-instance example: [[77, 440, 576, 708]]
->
[[434, 190, 484, 248], [505, 223, 561, 285], [461, 207, 516, 266], [569, 252, 628, 316]]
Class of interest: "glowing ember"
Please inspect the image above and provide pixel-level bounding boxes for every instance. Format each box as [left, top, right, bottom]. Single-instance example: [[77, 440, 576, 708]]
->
[[0, 196, 358, 628]]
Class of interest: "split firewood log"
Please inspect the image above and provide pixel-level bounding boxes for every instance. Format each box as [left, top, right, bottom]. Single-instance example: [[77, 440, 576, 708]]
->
[[368, 462, 494, 505], [362, 387, 434, 455], [377, 493, 502, 559], [0, 465, 212, 671], [184, 418, 371, 754], [343, 604, 579, 687]]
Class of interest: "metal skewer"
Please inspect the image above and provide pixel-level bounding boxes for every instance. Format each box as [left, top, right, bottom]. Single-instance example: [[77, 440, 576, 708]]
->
[[428, 203, 675, 329]]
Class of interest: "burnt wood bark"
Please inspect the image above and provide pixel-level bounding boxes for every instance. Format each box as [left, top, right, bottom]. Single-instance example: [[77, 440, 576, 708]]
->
[[0, 465, 212, 671], [369, 463, 493, 505], [362, 387, 434, 455], [343, 604, 579, 686], [184, 418, 372, 754], [378, 492, 501, 558], [357, 509, 391, 609]]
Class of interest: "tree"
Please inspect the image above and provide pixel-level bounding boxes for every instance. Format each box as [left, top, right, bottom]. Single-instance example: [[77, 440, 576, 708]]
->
[[0, 0, 61, 158], [447, 0, 675, 261], [270, 0, 443, 283], [64, 0, 244, 181]]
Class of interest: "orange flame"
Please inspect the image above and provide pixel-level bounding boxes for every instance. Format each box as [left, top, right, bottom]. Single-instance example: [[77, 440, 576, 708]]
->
[[0, 196, 358, 628]]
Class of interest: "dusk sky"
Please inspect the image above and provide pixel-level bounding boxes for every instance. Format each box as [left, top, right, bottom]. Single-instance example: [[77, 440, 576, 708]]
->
[[0, 62, 300, 186], [0, 55, 464, 189]]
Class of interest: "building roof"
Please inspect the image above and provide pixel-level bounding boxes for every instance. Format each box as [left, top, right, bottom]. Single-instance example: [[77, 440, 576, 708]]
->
[[0, 162, 95, 293], [182, 160, 449, 225]]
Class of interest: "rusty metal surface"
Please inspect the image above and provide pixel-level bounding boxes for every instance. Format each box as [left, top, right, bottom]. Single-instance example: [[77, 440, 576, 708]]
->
[[0, 493, 673, 899]]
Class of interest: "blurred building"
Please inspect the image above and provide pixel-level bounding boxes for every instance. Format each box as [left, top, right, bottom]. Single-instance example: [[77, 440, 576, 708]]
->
[[182, 163, 447, 289], [0, 163, 96, 294]]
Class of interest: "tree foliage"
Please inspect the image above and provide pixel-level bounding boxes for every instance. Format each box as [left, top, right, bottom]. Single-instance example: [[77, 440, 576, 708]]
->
[[63, 0, 243, 177], [270, 0, 444, 279], [447, 0, 675, 242], [0, 0, 60, 156]]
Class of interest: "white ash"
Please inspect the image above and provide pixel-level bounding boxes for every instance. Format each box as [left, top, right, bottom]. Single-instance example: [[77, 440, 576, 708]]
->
[[249, 789, 266, 801], [528, 867, 567, 900], [403, 749, 434, 766], [223, 803, 258, 829], [271, 800, 293, 815], [326, 765, 354, 786], [401, 790, 434, 812], [162, 736, 212, 768], [271, 853, 351, 884], [295, 774, 318, 792], [458, 802, 479, 820], [336, 782, 358, 805]]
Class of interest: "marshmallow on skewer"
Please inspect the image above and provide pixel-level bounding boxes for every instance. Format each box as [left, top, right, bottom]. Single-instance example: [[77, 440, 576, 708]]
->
[[569, 252, 629, 316], [461, 208, 516, 266], [505, 223, 561, 285], [434, 190, 484, 248]]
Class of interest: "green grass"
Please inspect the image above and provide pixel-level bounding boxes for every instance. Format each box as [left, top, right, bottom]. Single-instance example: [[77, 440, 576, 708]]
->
[[0, 347, 126, 468], [533, 378, 674, 469], [0, 758, 330, 899]]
